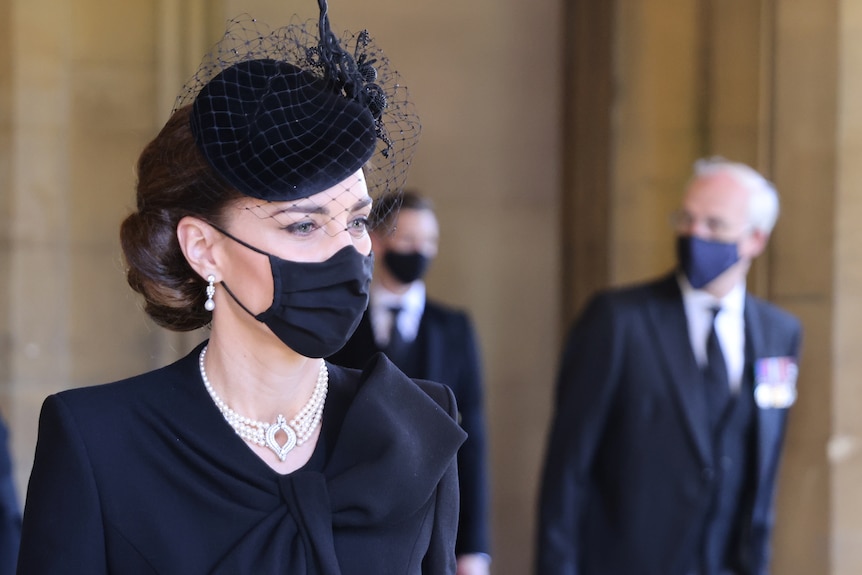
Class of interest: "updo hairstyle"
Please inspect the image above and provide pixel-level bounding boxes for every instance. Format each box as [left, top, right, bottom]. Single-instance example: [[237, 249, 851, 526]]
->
[[120, 105, 243, 331]]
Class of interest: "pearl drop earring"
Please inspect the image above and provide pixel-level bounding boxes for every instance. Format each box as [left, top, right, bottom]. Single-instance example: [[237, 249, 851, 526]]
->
[[205, 275, 216, 311]]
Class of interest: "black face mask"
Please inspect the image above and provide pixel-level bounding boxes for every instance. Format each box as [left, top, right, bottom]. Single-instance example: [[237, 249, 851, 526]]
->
[[676, 235, 739, 289], [383, 251, 431, 284], [215, 227, 373, 358]]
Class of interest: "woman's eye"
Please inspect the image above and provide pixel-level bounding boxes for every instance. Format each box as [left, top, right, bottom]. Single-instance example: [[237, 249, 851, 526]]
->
[[285, 221, 318, 235], [348, 216, 370, 237]]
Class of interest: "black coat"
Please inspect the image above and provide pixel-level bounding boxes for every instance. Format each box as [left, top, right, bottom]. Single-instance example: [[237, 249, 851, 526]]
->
[[536, 275, 802, 575], [329, 301, 490, 557], [18, 343, 465, 574]]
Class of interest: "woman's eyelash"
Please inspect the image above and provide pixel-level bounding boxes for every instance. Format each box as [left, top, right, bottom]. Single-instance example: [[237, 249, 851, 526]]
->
[[284, 221, 318, 234]]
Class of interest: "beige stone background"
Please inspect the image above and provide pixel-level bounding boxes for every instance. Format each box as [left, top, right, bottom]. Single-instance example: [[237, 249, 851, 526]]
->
[[0, 0, 860, 574]]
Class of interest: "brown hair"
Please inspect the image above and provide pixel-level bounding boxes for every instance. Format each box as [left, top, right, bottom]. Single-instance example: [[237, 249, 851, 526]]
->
[[120, 105, 242, 331]]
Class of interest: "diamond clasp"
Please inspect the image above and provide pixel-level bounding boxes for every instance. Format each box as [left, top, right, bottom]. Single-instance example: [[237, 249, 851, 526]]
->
[[265, 415, 297, 461]]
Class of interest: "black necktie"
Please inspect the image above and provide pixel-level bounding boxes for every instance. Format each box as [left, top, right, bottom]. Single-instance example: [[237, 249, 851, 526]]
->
[[385, 306, 408, 365], [704, 305, 731, 426]]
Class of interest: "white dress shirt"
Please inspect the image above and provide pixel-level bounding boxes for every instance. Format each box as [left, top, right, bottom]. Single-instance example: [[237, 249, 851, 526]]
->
[[369, 281, 426, 347], [678, 274, 746, 394]]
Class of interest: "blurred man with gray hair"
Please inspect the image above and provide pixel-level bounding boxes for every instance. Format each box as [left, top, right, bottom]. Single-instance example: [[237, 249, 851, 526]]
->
[[537, 158, 802, 575]]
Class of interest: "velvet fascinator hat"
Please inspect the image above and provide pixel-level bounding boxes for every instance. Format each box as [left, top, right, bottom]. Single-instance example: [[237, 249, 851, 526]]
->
[[174, 0, 420, 208]]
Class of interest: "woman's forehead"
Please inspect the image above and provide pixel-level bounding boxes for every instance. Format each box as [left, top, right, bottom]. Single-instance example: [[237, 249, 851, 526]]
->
[[235, 169, 371, 217]]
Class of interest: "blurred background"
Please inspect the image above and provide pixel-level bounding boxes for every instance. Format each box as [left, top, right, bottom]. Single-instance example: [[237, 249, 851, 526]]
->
[[1, 0, 859, 573]]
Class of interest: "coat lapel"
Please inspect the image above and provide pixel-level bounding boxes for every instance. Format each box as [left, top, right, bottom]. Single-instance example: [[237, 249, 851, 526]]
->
[[413, 308, 440, 381], [647, 276, 712, 465]]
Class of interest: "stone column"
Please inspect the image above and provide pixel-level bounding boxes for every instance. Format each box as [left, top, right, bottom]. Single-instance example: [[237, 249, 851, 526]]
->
[[829, 3, 862, 573], [5, 0, 78, 496], [580, 0, 847, 573], [1, 0, 199, 497], [769, 1, 837, 572]]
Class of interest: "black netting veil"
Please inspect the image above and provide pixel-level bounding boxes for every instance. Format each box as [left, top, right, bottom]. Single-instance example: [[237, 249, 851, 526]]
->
[[175, 1, 419, 225]]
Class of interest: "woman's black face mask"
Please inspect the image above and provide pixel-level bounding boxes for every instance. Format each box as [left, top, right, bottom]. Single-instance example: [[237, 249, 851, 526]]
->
[[215, 226, 373, 358]]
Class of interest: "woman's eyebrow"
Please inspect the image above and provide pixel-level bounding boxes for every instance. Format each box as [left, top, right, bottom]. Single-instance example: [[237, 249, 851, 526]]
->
[[272, 204, 329, 217], [269, 195, 372, 217], [351, 196, 372, 211]]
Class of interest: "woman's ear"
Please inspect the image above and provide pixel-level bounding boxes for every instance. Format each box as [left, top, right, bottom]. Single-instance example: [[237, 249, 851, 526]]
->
[[177, 216, 220, 279]]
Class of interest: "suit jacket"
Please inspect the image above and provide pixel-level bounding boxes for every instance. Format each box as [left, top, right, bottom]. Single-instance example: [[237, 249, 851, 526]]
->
[[329, 301, 490, 557], [536, 274, 802, 575], [0, 416, 20, 575], [18, 343, 466, 575]]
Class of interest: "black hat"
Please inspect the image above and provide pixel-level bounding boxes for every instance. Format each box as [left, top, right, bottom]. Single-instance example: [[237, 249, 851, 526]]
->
[[175, 6, 420, 207], [191, 59, 377, 201]]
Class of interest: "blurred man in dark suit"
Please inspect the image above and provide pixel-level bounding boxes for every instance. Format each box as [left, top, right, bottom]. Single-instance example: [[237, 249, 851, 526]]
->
[[537, 158, 802, 575], [329, 190, 491, 575], [1, 414, 20, 575]]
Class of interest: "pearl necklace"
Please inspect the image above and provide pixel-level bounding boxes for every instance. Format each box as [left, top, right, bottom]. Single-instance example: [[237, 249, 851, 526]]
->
[[198, 346, 328, 461]]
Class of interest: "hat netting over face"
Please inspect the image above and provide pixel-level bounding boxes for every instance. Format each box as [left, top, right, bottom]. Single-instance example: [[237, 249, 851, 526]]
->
[[174, 0, 420, 231]]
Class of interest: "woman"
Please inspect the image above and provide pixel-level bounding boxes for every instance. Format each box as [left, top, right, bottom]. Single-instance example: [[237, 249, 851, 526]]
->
[[17, 3, 465, 574]]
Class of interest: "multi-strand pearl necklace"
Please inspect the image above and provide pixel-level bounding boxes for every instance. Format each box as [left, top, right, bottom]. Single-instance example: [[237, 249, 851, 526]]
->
[[198, 346, 328, 461]]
